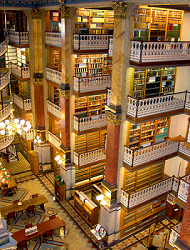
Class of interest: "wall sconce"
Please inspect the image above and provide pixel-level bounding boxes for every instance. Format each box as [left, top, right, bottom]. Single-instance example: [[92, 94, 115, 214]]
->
[[55, 155, 65, 165], [33, 136, 41, 144]]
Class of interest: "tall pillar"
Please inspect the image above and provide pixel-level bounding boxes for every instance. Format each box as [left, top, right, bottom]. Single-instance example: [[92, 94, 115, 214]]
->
[[58, 6, 75, 199], [100, 2, 134, 245], [30, 9, 50, 171]]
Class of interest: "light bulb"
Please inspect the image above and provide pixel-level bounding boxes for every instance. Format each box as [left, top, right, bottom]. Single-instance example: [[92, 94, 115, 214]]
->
[[38, 139, 41, 143], [33, 139, 37, 143], [20, 120, 25, 125], [9, 131, 13, 135], [16, 124, 21, 129], [0, 122, 5, 128], [58, 160, 62, 164], [24, 127, 28, 132], [55, 155, 60, 161], [36, 136, 40, 140], [1, 130, 5, 135], [7, 125, 11, 130], [26, 121, 30, 127], [96, 194, 104, 201], [101, 200, 106, 206], [27, 123, 31, 129], [5, 120, 9, 125], [17, 129, 22, 134], [14, 119, 19, 124]]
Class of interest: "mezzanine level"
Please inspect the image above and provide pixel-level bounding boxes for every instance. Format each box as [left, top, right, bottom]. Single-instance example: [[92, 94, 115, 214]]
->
[[46, 67, 62, 85], [126, 91, 190, 123], [73, 113, 107, 135], [45, 32, 61, 48], [120, 174, 190, 210], [73, 75, 111, 96], [12, 93, 32, 112], [9, 62, 30, 80], [8, 31, 29, 47], [0, 103, 11, 122], [48, 130, 61, 150], [21, 129, 34, 141], [73, 34, 112, 54], [47, 100, 61, 120], [123, 141, 190, 171]]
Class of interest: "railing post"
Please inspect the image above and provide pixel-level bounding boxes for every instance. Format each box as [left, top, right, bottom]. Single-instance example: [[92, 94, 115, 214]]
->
[[79, 34, 80, 51], [184, 90, 188, 108], [140, 41, 143, 63], [136, 98, 139, 119], [132, 150, 134, 168], [128, 193, 130, 209]]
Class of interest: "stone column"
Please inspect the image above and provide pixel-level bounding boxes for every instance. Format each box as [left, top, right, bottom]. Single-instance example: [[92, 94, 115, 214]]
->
[[30, 9, 50, 172], [100, 2, 134, 245], [59, 6, 75, 199]]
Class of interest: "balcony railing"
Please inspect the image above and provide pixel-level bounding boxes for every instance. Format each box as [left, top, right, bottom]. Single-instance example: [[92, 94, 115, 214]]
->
[[21, 129, 34, 140], [169, 223, 182, 248], [0, 39, 8, 57], [126, 91, 190, 122], [73, 75, 111, 94], [12, 93, 32, 111], [45, 32, 61, 47], [0, 70, 9, 90], [46, 67, 62, 85], [177, 174, 190, 203], [9, 31, 29, 45], [74, 114, 107, 133], [108, 38, 113, 57], [130, 41, 190, 65], [73, 34, 112, 51], [48, 131, 61, 149], [0, 103, 11, 122], [74, 149, 106, 168], [10, 62, 30, 79], [0, 135, 14, 151], [47, 100, 61, 120], [124, 141, 179, 168]]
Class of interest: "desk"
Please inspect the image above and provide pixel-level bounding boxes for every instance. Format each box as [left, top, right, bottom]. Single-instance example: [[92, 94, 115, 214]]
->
[[0, 195, 48, 217], [37, 217, 66, 236], [12, 228, 41, 244], [1, 171, 17, 196]]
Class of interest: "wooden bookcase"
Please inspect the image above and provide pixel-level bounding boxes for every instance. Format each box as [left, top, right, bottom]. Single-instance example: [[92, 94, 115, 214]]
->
[[75, 9, 114, 35], [55, 180, 65, 201], [133, 7, 183, 42], [74, 190, 99, 227]]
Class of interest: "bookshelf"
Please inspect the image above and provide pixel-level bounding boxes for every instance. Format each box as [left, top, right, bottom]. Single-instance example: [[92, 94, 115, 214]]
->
[[133, 7, 183, 42], [132, 70, 145, 98], [128, 119, 170, 149], [75, 9, 114, 35], [145, 69, 161, 98], [74, 190, 99, 227], [160, 67, 176, 95]]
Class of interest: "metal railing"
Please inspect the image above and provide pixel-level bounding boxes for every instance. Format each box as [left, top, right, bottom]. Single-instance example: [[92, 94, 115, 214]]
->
[[0, 103, 11, 122], [0, 70, 9, 90], [9, 31, 29, 45], [12, 93, 32, 111], [10, 62, 30, 79], [46, 67, 62, 85], [45, 32, 61, 47], [0, 39, 8, 57]]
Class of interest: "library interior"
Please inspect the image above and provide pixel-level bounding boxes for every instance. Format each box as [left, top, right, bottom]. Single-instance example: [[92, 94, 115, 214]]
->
[[0, 1, 190, 250]]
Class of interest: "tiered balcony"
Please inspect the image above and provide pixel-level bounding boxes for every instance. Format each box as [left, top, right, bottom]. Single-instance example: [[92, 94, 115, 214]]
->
[[47, 100, 61, 120], [46, 67, 62, 85], [73, 114, 107, 135], [0, 39, 8, 57], [10, 62, 30, 80], [9, 31, 29, 47], [74, 149, 106, 169], [0, 70, 9, 90], [73, 34, 112, 53], [126, 91, 190, 123], [0, 103, 11, 122], [45, 32, 61, 47], [48, 131, 61, 150], [21, 129, 34, 141], [0, 135, 14, 150], [12, 93, 32, 111], [120, 174, 190, 209], [168, 223, 182, 248], [73, 75, 111, 96], [130, 41, 190, 67]]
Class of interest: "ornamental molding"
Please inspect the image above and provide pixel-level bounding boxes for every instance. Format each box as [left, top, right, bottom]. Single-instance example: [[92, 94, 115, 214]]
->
[[112, 2, 127, 19], [105, 110, 121, 125], [59, 89, 70, 99], [59, 5, 71, 19], [31, 8, 45, 19], [33, 78, 43, 86]]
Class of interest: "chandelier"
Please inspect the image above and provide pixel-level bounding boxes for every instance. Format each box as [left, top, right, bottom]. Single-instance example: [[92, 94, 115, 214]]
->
[[0, 102, 31, 136]]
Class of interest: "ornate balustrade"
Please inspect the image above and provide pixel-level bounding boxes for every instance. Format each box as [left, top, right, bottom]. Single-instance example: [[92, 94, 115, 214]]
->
[[0, 70, 9, 90], [0, 135, 14, 151], [9, 31, 29, 45], [47, 100, 61, 120], [74, 114, 107, 132], [7, 144, 17, 157], [74, 149, 106, 168], [106, 88, 111, 106], [126, 91, 189, 121], [21, 129, 34, 140], [10, 62, 30, 79], [123, 141, 179, 168], [0, 39, 7, 57], [177, 175, 190, 203], [169, 223, 182, 248], [130, 41, 190, 65], [179, 142, 190, 159], [108, 38, 113, 57], [46, 67, 62, 85], [48, 131, 61, 149], [73, 34, 112, 51], [73, 75, 111, 94], [0, 103, 11, 122], [12, 93, 32, 111], [45, 32, 61, 47]]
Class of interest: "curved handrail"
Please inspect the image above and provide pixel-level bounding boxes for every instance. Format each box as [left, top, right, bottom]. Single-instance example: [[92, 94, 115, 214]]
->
[[0, 70, 9, 91], [0, 135, 15, 151], [0, 39, 8, 57]]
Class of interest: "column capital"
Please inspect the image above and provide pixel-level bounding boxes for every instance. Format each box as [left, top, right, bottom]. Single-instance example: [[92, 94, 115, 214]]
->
[[105, 110, 121, 126], [59, 5, 71, 19], [31, 8, 46, 19], [111, 2, 127, 19], [59, 89, 70, 99]]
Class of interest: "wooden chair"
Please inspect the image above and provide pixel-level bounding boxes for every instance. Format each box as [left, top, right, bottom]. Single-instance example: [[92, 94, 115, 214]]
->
[[13, 200, 19, 204], [26, 205, 35, 218], [7, 211, 16, 225], [17, 240, 28, 250], [43, 229, 53, 242], [31, 194, 38, 198], [49, 215, 56, 220]]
